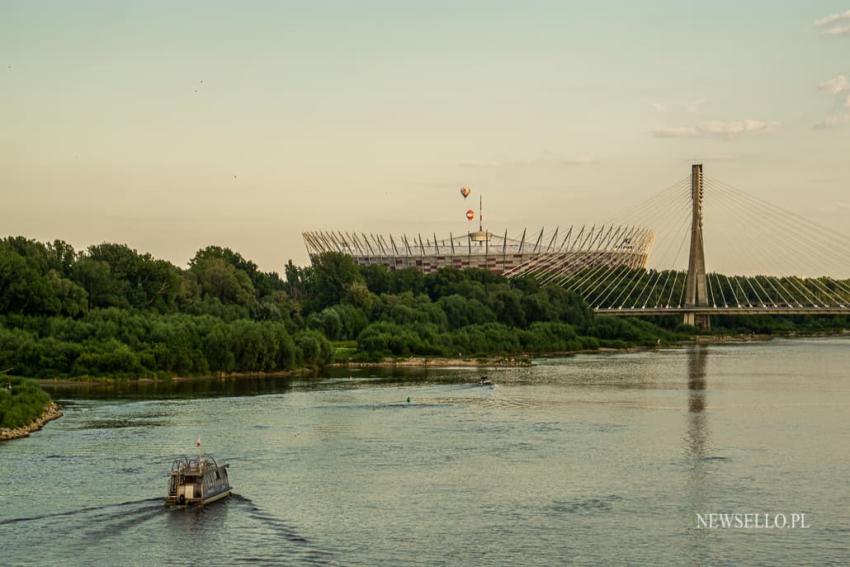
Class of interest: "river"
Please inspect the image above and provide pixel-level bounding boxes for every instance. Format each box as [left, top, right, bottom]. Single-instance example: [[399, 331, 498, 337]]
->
[[2, 338, 849, 565]]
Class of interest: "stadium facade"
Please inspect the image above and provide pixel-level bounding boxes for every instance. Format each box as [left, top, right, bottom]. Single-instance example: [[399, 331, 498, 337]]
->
[[303, 224, 654, 279]]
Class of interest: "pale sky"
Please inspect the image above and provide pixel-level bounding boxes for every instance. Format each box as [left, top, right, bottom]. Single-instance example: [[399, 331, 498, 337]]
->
[[2, 1, 849, 273]]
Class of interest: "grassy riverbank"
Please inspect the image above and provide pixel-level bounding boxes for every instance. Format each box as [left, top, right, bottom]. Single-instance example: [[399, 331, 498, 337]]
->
[[0, 376, 53, 429]]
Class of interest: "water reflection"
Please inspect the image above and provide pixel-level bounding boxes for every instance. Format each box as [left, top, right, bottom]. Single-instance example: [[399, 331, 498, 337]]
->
[[685, 345, 710, 563], [42, 367, 474, 401], [686, 345, 708, 457], [42, 374, 301, 400]]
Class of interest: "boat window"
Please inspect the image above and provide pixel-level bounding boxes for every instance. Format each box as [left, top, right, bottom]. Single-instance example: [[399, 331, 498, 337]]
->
[[215, 470, 220, 480]]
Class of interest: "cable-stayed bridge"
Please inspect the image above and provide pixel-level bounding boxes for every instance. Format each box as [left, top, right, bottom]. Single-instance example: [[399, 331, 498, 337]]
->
[[505, 165, 850, 328]]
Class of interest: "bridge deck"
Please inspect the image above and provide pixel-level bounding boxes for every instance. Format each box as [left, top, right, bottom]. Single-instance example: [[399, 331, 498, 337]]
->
[[595, 307, 850, 316]]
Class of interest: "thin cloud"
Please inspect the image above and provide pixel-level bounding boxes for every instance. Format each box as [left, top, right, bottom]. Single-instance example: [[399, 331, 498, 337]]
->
[[458, 152, 597, 169], [651, 99, 706, 114], [685, 99, 706, 113], [814, 75, 850, 128], [813, 113, 850, 129], [829, 24, 850, 34], [815, 9, 850, 35], [698, 120, 778, 136], [652, 120, 779, 139], [699, 153, 744, 161], [653, 126, 698, 138], [555, 155, 597, 166], [817, 74, 849, 94]]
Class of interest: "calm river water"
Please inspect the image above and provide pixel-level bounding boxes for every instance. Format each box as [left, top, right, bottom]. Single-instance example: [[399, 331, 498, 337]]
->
[[2, 338, 850, 565]]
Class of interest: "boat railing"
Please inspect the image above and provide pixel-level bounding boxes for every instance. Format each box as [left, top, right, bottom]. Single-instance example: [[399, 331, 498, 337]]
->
[[170, 457, 190, 473], [170, 455, 221, 475]]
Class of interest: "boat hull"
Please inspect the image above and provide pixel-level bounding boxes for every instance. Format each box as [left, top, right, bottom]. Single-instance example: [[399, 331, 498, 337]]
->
[[165, 488, 231, 507]]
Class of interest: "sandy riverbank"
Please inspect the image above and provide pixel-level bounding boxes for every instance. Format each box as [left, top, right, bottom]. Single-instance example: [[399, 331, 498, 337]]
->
[[337, 334, 783, 368], [336, 355, 533, 368]]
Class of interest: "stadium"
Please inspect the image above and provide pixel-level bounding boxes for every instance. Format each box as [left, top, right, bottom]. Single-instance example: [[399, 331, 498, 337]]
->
[[304, 186, 654, 279], [302, 224, 654, 280]]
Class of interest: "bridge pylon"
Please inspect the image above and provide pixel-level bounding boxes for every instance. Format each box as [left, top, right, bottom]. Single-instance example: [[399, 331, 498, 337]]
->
[[684, 164, 710, 329]]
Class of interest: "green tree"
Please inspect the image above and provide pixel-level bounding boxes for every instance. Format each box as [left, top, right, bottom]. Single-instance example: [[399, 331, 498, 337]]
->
[[46, 240, 77, 277], [437, 294, 495, 328], [187, 256, 255, 309], [295, 329, 333, 366], [0, 242, 67, 315], [309, 252, 363, 310], [72, 258, 126, 309]]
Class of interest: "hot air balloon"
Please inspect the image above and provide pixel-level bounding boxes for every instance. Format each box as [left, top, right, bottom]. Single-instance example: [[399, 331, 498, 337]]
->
[[460, 186, 471, 199], [466, 209, 475, 221]]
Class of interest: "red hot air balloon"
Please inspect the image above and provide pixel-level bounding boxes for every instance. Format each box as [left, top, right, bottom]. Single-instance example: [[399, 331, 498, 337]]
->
[[466, 209, 475, 221], [460, 186, 471, 198]]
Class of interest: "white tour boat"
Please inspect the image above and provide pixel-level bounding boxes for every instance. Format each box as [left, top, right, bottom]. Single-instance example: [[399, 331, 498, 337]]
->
[[166, 454, 231, 506]]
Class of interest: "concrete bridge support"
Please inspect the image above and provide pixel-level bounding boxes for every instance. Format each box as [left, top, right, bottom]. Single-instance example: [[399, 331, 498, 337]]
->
[[684, 164, 710, 329]]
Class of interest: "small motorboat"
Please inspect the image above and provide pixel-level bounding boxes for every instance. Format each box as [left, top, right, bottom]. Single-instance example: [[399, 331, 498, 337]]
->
[[166, 454, 231, 506], [479, 376, 494, 386]]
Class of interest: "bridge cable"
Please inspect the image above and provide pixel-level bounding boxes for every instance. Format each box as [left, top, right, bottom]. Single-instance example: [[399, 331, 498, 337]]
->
[[706, 180, 850, 305], [593, 200, 689, 309], [541, 178, 691, 295], [637, 200, 694, 308], [705, 182, 820, 306], [566, 178, 691, 296], [707, 178, 850, 279], [595, 184, 692, 307], [613, 193, 693, 308]]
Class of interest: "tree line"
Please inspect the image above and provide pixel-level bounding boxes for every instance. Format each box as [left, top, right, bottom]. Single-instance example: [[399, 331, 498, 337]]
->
[[1, 236, 845, 379]]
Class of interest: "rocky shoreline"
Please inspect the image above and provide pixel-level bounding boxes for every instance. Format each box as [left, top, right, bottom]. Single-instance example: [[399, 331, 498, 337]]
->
[[0, 402, 63, 442]]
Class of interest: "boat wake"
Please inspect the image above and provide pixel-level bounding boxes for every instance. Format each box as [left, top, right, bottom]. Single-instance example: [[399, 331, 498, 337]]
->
[[0, 495, 338, 565], [0, 497, 163, 527]]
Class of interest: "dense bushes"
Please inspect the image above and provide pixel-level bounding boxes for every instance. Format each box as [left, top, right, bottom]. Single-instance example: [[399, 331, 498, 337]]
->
[[710, 314, 850, 335], [355, 321, 600, 357], [346, 264, 667, 357], [307, 304, 368, 340], [358, 322, 443, 356], [0, 310, 327, 378], [584, 316, 678, 347], [0, 376, 52, 429], [294, 330, 335, 366]]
